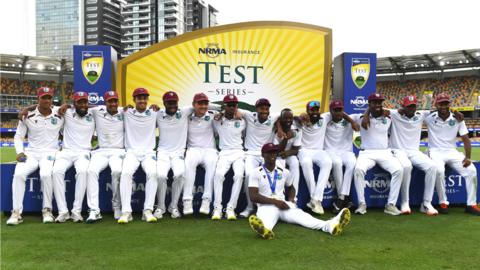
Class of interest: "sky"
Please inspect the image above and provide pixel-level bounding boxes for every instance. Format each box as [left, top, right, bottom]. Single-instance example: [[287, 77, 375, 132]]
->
[[0, 0, 479, 57]]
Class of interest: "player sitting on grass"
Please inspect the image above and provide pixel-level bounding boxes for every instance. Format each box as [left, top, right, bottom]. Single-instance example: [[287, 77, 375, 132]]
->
[[248, 143, 351, 240]]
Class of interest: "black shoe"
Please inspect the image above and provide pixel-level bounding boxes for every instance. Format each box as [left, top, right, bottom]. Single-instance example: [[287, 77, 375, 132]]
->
[[438, 203, 449, 214], [465, 205, 480, 216], [332, 199, 344, 214], [344, 196, 354, 210]]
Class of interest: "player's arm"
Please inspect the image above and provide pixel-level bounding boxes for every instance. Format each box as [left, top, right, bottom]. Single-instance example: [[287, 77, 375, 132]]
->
[[361, 108, 370, 130], [17, 105, 37, 120], [285, 185, 296, 203], [13, 119, 28, 162], [342, 112, 360, 132], [458, 120, 472, 167], [248, 187, 289, 210]]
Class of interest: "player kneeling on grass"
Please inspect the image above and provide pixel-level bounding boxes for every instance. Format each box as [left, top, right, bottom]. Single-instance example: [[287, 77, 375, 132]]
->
[[425, 93, 480, 216], [248, 143, 351, 239], [7, 87, 63, 225]]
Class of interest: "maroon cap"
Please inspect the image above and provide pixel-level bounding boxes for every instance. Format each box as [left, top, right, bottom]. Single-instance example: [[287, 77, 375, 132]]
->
[[163, 91, 179, 102], [255, 98, 271, 107], [37, 87, 54, 97], [223, 94, 238, 103], [435, 93, 450, 104], [368, 93, 385, 101], [261, 143, 281, 154], [74, 91, 88, 102], [193, 92, 209, 103], [132, 87, 149, 97], [329, 100, 344, 109], [403, 95, 417, 106], [104, 91, 119, 101]]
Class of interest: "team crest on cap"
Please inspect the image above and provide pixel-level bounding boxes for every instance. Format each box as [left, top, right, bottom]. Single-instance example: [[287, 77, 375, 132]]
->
[[351, 58, 370, 89], [409, 96, 414, 101], [82, 51, 103, 85], [229, 95, 234, 99]]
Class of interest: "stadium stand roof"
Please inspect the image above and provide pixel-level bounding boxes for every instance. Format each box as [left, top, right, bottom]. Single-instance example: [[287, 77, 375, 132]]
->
[[0, 54, 73, 75], [377, 49, 480, 74]]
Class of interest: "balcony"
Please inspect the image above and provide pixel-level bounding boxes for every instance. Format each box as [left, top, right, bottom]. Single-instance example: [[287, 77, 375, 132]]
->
[[124, 15, 151, 22], [122, 23, 150, 29], [121, 8, 150, 15], [123, 30, 151, 36]]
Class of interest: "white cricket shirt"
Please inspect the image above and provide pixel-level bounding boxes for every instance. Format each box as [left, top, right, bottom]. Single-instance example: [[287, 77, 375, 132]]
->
[[62, 108, 95, 151], [91, 106, 124, 149], [187, 110, 216, 149], [242, 110, 279, 153], [300, 113, 330, 150], [273, 125, 302, 151], [124, 108, 157, 151], [351, 113, 391, 150], [248, 165, 293, 202], [324, 112, 354, 152], [389, 110, 430, 151], [424, 112, 469, 150], [14, 106, 64, 154], [213, 117, 246, 151], [156, 107, 193, 152]]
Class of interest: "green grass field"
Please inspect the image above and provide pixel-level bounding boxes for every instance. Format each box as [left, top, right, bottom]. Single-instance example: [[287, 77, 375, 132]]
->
[[3, 147, 479, 163], [1, 209, 479, 270]]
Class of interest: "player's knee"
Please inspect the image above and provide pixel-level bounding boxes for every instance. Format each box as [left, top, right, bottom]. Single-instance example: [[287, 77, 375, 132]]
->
[[354, 167, 366, 178], [111, 169, 122, 179], [403, 163, 413, 175], [464, 166, 477, 178], [300, 159, 312, 170], [436, 166, 445, 177], [39, 171, 52, 180], [75, 168, 88, 177]]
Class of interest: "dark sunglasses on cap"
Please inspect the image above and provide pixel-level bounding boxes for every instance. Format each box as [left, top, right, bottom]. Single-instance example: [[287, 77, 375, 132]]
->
[[308, 101, 320, 108]]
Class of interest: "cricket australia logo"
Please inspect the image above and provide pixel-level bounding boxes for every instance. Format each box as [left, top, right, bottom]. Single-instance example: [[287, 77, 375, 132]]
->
[[82, 51, 104, 85], [351, 58, 370, 89]]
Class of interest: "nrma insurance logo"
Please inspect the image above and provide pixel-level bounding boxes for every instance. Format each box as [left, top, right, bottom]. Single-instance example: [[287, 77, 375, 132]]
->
[[199, 43, 227, 58], [351, 58, 370, 89], [88, 92, 104, 105], [366, 173, 390, 194], [323, 176, 337, 199], [350, 96, 368, 108], [82, 51, 104, 85]]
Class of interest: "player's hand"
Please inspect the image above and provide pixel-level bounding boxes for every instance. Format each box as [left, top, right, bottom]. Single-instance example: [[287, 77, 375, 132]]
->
[[16, 153, 27, 162], [214, 112, 224, 121], [351, 122, 360, 132], [274, 200, 290, 210], [279, 151, 288, 159], [383, 109, 390, 118], [123, 104, 133, 111], [149, 104, 160, 112], [277, 129, 286, 140], [361, 116, 370, 130], [299, 113, 311, 126], [453, 111, 464, 122], [462, 158, 472, 167], [18, 108, 29, 120], [285, 130, 294, 140], [58, 104, 70, 116]]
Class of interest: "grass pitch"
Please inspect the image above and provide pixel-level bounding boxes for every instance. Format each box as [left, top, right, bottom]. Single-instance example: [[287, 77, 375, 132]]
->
[[1, 208, 479, 270]]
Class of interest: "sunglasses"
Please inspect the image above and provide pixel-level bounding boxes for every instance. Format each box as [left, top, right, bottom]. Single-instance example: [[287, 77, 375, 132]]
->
[[307, 101, 320, 108]]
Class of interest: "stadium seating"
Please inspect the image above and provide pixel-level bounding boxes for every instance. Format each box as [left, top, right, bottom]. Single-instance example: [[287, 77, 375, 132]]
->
[[1, 78, 74, 103]]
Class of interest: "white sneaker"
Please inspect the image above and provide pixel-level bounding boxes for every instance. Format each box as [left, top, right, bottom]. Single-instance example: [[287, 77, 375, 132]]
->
[[6, 210, 23, 226], [153, 208, 165, 219], [355, 203, 367, 215], [211, 207, 222, 220], [55, 212, 70, 223], [384, 204, 402, 216], [183, 200, 193, 215], [239, 208, 253, 218], [170, 208, 181, 219], [42, 208, 55, 224], [86, 211, 102, 224], [420, 202, 438, 216], [306, 200, 315, 211], [311, 200, 324, 215], [118, 212, 133, 224], [400, 202, 412, 215], [226, 207, 236, 221], [142, 210, 157, 223], [71, 211, 84, 223], [113, 207, 122, 220], [199, 199, 211, 215]]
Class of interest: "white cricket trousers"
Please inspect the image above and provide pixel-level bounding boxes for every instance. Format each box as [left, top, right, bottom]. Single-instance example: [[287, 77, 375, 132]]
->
[[326, 150, 356, 197], [52, 149, 91, 214], [11, 149, 57, 214], [429, 149, 478, 206], [298, 149, 333, 202], [156, 150, 186, 211], [276, 156, 300, 196], [213, 149, 245, 210], [183, 147, 218, 202], [120, 150, 157, 213], [354, 149, 403, 205], [257, 202, 330, 232], [244, 153, 264, 211], [392, 149, 436, 204], [86, 148, 125, 213]]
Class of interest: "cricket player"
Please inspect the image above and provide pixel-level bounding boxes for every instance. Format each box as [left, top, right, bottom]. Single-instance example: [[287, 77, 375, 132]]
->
[[154, 91, 190, 219], [52, 91, 95, 223], [182, 93, 218, 215], [388, 95, 438, 215], [6, 87, 63, 225], [85, 91, 125, 222], [297, 100, 332, 215], [425, 93, 480, 215], [353, 93, 403, 216], [239, 98, 279, 218], [211, 94, 246, 220], [118, 88, 159, 224], [324, 100, 359, 213], [273, 108, 302, 200], [248, 143, 351, 239]]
